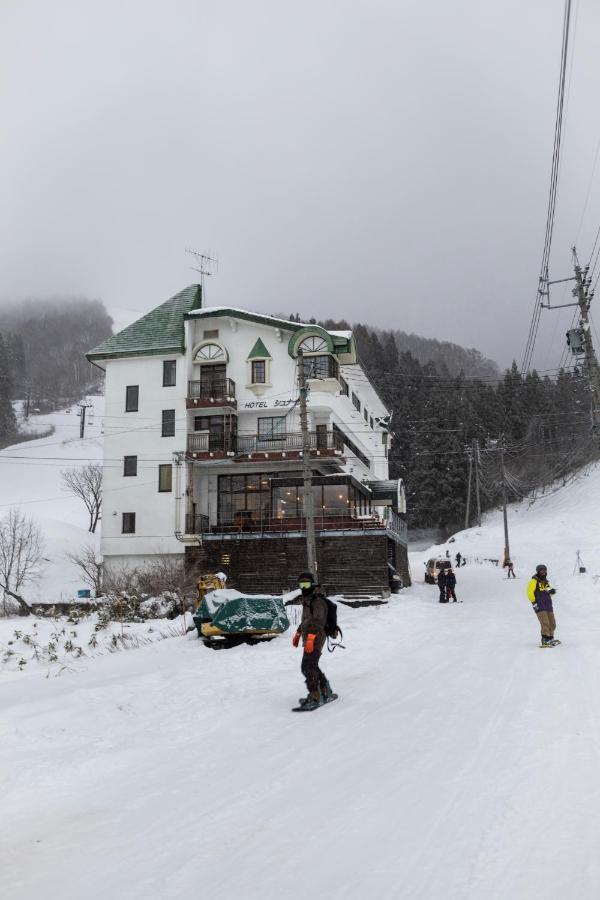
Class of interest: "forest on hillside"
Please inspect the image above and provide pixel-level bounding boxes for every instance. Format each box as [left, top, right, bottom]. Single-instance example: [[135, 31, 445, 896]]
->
[[306, 315, 594, 533], [352, 324, 595, 533], [0, 298, 112, 447]]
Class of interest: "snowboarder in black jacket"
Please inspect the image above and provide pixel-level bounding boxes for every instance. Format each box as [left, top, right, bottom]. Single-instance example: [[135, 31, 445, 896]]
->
[[287, 572, 333, 709], [445, 568, 458, 602], [438, 568, 448, 603]]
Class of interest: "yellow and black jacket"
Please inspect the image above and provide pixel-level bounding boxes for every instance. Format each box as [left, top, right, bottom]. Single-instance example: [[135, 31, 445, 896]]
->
[[527, 575, 554, 612]]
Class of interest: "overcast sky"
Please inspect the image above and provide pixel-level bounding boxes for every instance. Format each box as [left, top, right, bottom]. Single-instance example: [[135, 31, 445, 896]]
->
[[2, 0, 600, 369]]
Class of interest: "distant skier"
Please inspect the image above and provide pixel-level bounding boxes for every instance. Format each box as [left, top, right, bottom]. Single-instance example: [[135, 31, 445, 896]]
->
[[455, 551, 462, 567], [288, 572, 334, 709], [527, 564, 559, 647], [438, 567, 448, 603], [445, 567, 458, 602], [505, 559, 516, 578]]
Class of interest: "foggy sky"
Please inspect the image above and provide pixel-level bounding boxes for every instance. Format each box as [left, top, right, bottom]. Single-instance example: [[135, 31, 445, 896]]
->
[[2, 0, 600, 370]]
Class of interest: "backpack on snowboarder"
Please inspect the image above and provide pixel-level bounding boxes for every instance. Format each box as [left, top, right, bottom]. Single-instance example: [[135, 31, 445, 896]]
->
[[323, 596, 345, 650]]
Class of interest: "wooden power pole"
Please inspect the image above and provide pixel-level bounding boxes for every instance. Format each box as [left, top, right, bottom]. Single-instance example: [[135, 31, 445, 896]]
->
[[297, 350, 317, 577]]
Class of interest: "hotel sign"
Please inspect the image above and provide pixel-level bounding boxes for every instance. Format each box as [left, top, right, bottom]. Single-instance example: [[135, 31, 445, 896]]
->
[[243, 398, 299, 409]]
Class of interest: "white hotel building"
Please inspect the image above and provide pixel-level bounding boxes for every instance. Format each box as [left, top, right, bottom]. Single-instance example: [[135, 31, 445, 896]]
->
[[87, 285, 408, 597]]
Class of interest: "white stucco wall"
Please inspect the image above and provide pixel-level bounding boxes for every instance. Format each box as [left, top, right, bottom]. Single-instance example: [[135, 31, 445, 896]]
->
[[100, 353, 186, 565]]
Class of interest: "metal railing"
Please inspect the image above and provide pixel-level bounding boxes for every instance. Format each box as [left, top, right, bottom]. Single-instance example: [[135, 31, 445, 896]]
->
[[187, 378, 236, 401], [387, 510, 408, 542], [186, 430, 344, 455]]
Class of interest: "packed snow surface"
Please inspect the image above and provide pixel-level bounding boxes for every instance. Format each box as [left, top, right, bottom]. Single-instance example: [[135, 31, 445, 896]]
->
[[3, 420, 600, 898]]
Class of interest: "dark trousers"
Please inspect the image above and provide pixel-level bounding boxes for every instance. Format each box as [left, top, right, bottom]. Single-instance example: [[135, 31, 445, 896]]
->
[[447, 588, 457, 601], [301, 640, 327, 694], [439, 587, 447, 603]]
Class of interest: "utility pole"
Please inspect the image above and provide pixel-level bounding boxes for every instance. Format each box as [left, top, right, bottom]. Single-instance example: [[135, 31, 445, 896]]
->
[[499, 434, 510, 563], [464, 444, 473, 530], [539, 247, 600, 432], [77, 400, 93, 439], [297, 349, 317, 577], [572, 248, 600, 431], [474, 438, 482, 527]]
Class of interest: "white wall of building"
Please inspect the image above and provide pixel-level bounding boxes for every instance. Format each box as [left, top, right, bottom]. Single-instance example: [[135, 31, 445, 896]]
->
[[101, 354, 186, 568]]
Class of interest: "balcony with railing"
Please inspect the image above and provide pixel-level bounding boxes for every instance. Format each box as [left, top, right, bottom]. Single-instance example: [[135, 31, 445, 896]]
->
[[185, 507, 386, 538], [186, 378, 236, 409], [186, 430, 345, 462]]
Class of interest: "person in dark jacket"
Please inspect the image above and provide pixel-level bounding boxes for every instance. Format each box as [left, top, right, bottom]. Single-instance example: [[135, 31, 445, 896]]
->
[[527, 564, 558, 646], [289, 572, 332, 709], [455, 551, 462, 567], [437, 567, 448, 603], [445, 568, 458, 602]]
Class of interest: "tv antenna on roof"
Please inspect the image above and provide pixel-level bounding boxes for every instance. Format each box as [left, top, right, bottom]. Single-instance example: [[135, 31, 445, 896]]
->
[[185, 248, 218, 303]]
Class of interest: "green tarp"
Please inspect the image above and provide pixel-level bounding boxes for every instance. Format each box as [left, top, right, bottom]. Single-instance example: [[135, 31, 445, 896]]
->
[[196, 592, 290, 634]]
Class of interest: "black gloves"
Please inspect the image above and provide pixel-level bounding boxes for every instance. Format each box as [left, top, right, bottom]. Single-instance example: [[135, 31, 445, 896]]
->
[[549, 589, 556, 596]]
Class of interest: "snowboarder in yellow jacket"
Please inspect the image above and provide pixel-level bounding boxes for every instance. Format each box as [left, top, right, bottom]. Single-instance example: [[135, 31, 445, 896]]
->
[[527, 564, 559, 647]]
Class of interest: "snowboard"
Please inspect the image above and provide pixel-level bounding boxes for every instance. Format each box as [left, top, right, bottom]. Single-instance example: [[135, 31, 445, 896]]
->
[[292, 693, 339, 712]]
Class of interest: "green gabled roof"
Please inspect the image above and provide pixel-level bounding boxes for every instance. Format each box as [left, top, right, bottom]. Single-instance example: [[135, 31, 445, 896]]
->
[[247, 337, 271, 359], [86, 285, 202, 362]]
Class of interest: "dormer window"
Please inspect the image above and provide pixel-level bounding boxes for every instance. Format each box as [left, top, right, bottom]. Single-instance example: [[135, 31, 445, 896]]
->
[[247, 338, 272, 394]]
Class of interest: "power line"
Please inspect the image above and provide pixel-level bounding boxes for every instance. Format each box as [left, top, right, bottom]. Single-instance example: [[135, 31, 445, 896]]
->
[[522, 0, 573, 373]]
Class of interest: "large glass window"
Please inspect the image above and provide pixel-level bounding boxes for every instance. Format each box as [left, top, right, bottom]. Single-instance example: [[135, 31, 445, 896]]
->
[[271, 479, 368, 520], [218, 473, 271, 525]]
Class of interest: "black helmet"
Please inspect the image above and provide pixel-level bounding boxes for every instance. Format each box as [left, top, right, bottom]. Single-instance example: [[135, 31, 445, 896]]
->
[[535, 564, 547, 575], [298, 572, 317, 594]]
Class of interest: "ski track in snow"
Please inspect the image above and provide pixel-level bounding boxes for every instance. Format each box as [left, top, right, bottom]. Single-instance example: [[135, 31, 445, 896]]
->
[[3, 412, 600, 898]]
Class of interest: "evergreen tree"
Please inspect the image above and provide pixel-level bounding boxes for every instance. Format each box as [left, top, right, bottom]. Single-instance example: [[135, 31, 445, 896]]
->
[[0, 332, 17, 447]]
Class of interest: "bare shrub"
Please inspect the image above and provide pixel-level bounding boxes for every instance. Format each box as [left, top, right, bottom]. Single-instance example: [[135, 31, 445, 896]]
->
[[66, 544, 103, 596], [61, 464, 102, 532], [0, 508, 45, 616]]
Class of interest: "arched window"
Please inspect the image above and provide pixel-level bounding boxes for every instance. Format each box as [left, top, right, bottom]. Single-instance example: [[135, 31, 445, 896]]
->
[[194, 342, 226, 363], [298, 335, 328, 353]]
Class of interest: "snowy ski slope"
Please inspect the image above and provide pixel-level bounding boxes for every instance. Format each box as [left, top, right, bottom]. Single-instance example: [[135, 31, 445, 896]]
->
[[2, 418, 600, 899]]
